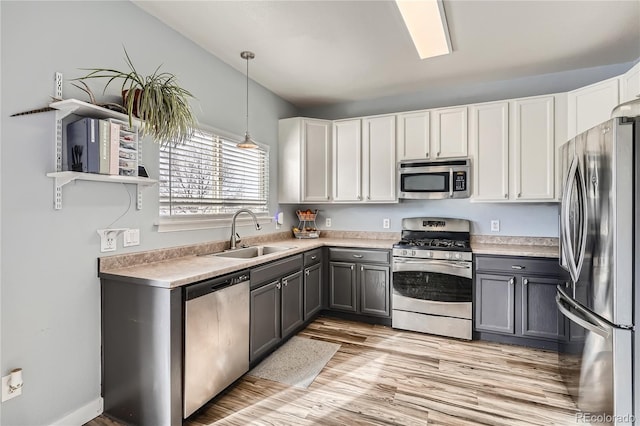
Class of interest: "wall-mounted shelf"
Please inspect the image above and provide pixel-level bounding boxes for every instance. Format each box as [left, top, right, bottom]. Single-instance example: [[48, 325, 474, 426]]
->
[[49, 98, 141, 127], [46, 171, 157, 210]]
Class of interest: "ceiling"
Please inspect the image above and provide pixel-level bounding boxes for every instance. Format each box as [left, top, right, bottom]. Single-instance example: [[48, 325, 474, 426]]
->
[[133, 0, 640, 109]]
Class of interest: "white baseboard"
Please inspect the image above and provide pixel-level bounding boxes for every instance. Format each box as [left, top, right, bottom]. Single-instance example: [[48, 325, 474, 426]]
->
[[50, 397, 103, 426]]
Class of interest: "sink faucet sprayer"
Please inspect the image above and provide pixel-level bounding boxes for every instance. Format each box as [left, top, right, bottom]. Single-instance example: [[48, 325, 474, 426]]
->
[[230, 209, 261, 250]]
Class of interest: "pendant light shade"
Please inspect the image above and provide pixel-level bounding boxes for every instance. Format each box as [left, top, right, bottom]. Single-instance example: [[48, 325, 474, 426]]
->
[[238, 51, 258, 149]]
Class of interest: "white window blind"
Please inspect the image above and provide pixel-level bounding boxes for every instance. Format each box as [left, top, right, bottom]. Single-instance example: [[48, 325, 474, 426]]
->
[[159, 128, 269, 217]]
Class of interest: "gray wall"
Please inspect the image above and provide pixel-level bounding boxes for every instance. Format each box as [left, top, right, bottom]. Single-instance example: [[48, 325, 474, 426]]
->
[[283, 201, 559, 237], [0, 1, 295, 424]]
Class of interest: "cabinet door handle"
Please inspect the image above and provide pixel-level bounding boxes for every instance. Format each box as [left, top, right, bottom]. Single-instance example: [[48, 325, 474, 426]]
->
[[508, 277, 515, 285], [523, 278, 529, 286], [361, 266, 364, 272], [276, 283, 281, 290], [350, 265, 354, 270], [283, 279, 288, 287], [305, 270, 310, 276], [511, 265, 524, 270], [426, 152, 430, 158], [504, 193, 508, 199], [327, 196, 330, 200], [436, 151, 441, 157], [367, 195, 370, 200], [353, 254, 364, 258]]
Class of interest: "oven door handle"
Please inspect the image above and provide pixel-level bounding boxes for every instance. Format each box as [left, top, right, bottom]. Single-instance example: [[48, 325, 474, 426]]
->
[[449, 168, 454, 198], [393, 258, 472, 279]]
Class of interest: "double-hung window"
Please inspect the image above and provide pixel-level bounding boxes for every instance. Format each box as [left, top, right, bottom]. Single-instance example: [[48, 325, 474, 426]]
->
[[159, 126, 269, 227]]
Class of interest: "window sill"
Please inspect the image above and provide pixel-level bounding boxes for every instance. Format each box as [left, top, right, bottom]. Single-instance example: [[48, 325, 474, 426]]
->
[[155, 215, 273, 233]]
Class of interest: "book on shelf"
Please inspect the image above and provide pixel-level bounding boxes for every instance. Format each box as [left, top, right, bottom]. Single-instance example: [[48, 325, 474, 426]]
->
[[67, 117, 100, 173], [108, 121, 121, 175]]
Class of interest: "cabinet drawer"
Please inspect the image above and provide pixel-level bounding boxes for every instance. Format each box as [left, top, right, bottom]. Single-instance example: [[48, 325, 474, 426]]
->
[[304, 249, 322, 266], [329, 248, 389, 264], [251, 255, 303, 288], [475, 255, 565, 276]]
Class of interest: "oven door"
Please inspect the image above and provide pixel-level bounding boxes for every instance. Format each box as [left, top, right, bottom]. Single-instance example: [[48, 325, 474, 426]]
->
[[392, 258, 472, 320]]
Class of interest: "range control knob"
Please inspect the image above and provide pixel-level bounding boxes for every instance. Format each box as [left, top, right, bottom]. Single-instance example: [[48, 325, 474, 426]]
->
[[411, 250, 416, 256], [454, 253, 462, 260], [402, 249, 408, 256], [426, 251, 433, 258], [445, 252, 451, 259]]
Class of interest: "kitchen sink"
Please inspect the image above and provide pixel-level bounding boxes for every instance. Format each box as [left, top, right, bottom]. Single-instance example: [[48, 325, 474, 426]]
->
[[207, 245, 295, 259]]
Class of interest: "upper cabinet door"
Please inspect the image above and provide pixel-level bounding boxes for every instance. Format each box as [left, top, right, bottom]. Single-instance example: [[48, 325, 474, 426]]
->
[[512, 95, 555, 201], [396, 111, 430, 161], [302, 120, 332, 202], [431, 106, 468, 159], [362, 115, 397, 202], [620, 61, 640, 104], [470, 101, 509, 201], [567, 77, 619, 139], [333, 119, 362, 202]]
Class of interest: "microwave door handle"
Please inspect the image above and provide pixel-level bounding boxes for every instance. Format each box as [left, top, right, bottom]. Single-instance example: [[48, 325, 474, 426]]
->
[[449, 168, 454, 198]]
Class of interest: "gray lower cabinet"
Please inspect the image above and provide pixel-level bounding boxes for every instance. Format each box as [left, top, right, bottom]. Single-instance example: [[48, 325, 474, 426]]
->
[[304, 262, 323, 320], [250, 280, 281, 362], [474, 254, 568, 349], [328, 248, 391, 318], [249, 254, 308, 363], [475, 273, 515, 334]]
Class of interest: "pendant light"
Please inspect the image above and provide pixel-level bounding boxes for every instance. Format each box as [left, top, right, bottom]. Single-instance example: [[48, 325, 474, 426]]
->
[[238, 51, 258, 149]]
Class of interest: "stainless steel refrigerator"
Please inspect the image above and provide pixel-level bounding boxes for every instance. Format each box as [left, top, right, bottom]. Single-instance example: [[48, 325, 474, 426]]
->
[[557, 115, 638, 424]]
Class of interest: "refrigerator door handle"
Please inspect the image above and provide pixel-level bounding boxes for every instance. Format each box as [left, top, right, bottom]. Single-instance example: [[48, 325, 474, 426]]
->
[[574, 157, 589, 280], [560, 156, 580, 283], [556, 287, 610, 338]]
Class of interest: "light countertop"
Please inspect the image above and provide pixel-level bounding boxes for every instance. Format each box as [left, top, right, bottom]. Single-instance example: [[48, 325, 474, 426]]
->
[[99, 232, 559, 289]]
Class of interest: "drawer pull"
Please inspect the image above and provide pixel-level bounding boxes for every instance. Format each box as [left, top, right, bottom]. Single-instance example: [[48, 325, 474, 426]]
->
[[353, 254, 364, 258], [511, 265, 524, 270], [311, 255, 317, 260]]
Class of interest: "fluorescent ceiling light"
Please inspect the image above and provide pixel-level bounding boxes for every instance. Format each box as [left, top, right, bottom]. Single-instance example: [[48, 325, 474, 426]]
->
[[396, 0, 452, 60]]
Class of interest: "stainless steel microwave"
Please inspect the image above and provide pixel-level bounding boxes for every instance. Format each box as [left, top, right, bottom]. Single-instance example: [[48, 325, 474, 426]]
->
[[397, 158, 471, 199]]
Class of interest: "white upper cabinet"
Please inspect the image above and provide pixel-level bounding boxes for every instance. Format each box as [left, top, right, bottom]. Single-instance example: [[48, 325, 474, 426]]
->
[[567, 77, 619, 139], [512, 95, 555, 201], [362, 115, 397, 202], [332, 119, 362, 202], [278, 118, 332, 203], [620, 61, 640, 104], [396, 111, 430, 161], [431, 106, 468, 159], [470, 101, 509, 201]]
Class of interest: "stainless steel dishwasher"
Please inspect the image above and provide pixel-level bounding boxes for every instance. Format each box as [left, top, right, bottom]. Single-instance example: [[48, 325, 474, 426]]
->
[[183, 270, 250, 418]]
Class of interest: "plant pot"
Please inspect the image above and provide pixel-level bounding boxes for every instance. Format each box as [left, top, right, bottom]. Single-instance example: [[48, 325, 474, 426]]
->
[[122, 88, 142, 118]]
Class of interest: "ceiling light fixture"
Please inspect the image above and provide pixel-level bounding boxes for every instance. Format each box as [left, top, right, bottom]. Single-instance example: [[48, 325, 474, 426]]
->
[[238, 50, 258, 149], [396, 0, 452, 60]]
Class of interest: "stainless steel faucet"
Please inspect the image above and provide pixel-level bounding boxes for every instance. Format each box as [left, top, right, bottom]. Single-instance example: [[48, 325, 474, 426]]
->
[[230, 209, 261, 250]]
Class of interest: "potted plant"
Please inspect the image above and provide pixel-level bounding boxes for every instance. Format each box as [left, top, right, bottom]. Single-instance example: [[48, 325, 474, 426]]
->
[[74, 47, 197, 145]]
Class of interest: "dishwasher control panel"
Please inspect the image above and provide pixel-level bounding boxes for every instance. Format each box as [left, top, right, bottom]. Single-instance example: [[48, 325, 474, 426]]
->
[[185, 270, 250, 300]]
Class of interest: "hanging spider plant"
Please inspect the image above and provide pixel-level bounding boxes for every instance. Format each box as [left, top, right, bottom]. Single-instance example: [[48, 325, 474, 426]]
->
[[74, 47, 197, 145]]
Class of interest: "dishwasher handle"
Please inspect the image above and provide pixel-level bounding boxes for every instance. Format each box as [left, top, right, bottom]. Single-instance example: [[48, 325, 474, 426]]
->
[[185, 270, 250, 300]]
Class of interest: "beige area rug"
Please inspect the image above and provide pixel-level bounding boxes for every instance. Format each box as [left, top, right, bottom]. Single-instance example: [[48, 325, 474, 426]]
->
[[248, 336, 341, 388]]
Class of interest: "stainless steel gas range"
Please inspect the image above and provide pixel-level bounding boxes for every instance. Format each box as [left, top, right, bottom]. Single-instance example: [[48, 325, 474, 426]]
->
[[392, 217, 473, 340]]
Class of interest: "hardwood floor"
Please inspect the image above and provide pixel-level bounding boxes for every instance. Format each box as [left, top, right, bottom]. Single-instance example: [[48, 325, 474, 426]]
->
[[87, 316, 580, 426]]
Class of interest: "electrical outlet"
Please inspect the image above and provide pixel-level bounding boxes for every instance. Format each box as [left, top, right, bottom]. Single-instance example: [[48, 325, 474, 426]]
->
[[491, 220, 500, 232], [123, 229, 140, 247], [2, 374, 21, 402], [325, 218, 332, 227], [383, 218, 390, 229], [97, 229, 117, 252]]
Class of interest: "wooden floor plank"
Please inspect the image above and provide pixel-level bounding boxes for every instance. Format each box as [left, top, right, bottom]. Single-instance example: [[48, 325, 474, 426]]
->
[[85, 316, 580, 426]]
